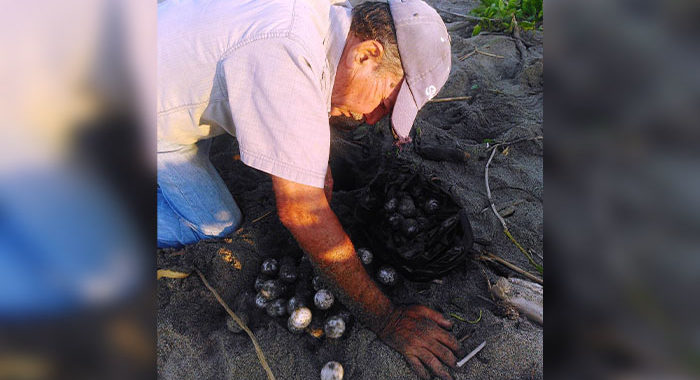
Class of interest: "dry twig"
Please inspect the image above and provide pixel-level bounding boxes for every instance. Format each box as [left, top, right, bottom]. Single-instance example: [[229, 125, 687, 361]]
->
[[436, 7, 501, 23], [459, 50, 477, 61], [458, 330, 474, 343], [460, 48, 505, 61], [485, 144, 543, 274], [251, 210, 272, 224], [427, 96, 472, 103], [478, 252, 543, 285], [486, 136, 542, 152], [457, 341, 487, 367], [475, 49, 505, 59], [195, 269, 276, 380]]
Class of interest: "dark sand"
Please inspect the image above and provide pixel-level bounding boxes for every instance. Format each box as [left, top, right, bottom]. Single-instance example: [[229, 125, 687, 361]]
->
[[158, 1, 543, 378]]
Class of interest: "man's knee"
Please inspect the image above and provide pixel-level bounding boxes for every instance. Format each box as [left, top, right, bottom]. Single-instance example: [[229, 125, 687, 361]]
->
[[194, 206, 243, 239], [196, 216, 241, 238]]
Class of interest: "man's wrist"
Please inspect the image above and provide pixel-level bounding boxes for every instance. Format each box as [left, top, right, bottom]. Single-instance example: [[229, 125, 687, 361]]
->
[[374, 303, 400, 338]]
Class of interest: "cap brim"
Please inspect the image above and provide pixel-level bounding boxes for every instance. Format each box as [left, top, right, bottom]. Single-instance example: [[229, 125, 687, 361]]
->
[[391, 80, 418, 140]]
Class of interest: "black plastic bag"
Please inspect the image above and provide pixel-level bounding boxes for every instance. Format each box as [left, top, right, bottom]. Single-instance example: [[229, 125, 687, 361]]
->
[[354, 161, 473, 281]]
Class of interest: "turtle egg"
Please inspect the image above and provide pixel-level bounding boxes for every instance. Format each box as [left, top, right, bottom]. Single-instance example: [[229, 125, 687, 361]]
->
[[320, 361, 344, 380], [278, 264, 298, 283], [401, 218, 418, 237], [377, 266, 398, 286], [286, 296, 306, 315], [383, 197, 398, 213], [255, 292, 269, 309], [398, 196, 417, 217], [356, 248, 373, 265], [314, 289, 334, 310], [312, 275, 325, 291], [260, 258, 279, 275], [254, 276, 267, 292], [387, 213, 404, 230], [261, 279, 283, 300], [423, 198, 440, 214], [324, 316, 346, 339], [288, 307, 312, 333], [266, 298, 287, 317]]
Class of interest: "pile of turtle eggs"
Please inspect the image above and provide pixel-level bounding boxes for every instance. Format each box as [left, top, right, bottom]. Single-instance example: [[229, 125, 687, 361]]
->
[[252, 256, 350, 339], [249, 246, 400, 339]]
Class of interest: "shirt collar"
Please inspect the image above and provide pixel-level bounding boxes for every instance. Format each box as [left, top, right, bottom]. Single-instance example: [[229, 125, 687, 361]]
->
[[325, 2, 352, 113]]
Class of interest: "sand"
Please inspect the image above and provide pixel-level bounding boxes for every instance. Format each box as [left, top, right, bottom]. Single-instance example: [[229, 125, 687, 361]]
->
[[157, 1, 543, 378]]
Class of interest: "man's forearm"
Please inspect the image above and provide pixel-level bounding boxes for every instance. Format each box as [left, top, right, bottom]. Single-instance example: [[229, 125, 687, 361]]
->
[[272, 176, 394, 332]]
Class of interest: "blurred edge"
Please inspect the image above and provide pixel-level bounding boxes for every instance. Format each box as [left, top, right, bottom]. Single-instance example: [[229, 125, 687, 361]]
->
[[0, 0, 155, 379], [546, 0, 700, 379]]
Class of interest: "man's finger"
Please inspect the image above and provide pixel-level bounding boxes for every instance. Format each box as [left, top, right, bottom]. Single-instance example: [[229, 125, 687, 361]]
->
[[407, 355, 431, 380], [416, 305, 453, 329], [428, 340, 457, 369], [417, 348, 453, 380], [434, 327, 460, 352]]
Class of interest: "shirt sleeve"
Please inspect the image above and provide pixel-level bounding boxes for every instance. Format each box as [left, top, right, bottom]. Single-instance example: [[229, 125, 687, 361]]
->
[[222, 38, 330, 188]]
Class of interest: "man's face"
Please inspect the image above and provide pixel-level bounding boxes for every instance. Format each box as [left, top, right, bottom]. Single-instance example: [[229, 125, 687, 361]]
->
[[330, 34, 403, 131]]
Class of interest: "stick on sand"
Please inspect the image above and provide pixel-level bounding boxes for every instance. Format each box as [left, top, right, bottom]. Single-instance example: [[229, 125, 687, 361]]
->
[[195, 269, 276, 380], [457, 341, 487, 367]]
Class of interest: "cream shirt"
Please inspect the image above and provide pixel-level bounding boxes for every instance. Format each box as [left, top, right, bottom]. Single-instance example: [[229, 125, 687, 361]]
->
[[158, 0, 352, 187]]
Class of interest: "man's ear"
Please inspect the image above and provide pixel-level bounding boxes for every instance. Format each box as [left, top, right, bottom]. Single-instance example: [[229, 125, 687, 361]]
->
[[355, 39, 384, 66]]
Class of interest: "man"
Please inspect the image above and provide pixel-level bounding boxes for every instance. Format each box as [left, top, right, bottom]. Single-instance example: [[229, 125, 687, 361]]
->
[[158, 0, 457, 378]]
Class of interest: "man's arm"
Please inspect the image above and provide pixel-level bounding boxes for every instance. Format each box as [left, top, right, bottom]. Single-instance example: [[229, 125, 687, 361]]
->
[[271, 174, 460, 380], [272, 174, 393, 330]]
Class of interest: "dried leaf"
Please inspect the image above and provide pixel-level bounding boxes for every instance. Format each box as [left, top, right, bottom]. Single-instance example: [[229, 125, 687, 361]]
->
[[157, 269, 191, 280]]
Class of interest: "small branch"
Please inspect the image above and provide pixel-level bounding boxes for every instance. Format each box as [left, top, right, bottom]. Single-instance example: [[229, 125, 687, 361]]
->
[[530, 248, 544, 262], [504, 228, 542, 274], [476, 294, 497, 306], [459, 48, 505, 61], [485, 147, 543, 274], [467, 309, 483, 324], [251, 210, 272, 224], [479, 252, 543, 285], [485, 148, 508, 229], [459, 50, 477, 61], [511, 14, 528, 59], [436, 7, 501, 23], [427, 96, 472, 103], [486, 136, 543, 152], [475, 48, 504, 59], [458, 330, 474, 343], [195, 269, 276, 380], [457, 341, 487, 367]]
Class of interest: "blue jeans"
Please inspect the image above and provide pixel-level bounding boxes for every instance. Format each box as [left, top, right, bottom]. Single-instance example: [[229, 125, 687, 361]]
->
[[157, 139, 242, 248]]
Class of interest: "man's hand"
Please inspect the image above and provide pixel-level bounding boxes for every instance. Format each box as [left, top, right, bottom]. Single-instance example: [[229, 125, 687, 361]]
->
[[379, 305, 460, 380]]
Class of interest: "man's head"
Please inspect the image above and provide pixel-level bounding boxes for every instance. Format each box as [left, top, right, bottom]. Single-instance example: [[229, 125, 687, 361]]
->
[[330, 2, 403, 131], [330, 0, 451, 142]]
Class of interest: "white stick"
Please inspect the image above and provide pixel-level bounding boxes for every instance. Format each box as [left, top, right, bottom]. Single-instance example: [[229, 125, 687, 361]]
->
[[457, 341, 486, 367]]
